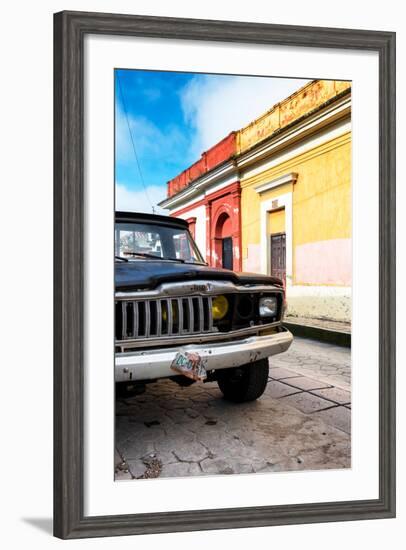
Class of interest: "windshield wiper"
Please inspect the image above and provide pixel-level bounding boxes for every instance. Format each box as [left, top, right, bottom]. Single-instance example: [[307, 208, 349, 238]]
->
[[123, 251, 185, 263], [123, 251, 162, 259], [115, 255, 128, 262]]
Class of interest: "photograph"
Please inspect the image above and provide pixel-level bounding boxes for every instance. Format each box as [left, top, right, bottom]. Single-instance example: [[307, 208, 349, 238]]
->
[[52, 7, 396, 539], [114, 70, 352, 481]]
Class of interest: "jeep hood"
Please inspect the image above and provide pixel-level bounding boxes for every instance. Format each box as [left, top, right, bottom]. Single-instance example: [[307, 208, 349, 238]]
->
[[115, 260, 282, 291]]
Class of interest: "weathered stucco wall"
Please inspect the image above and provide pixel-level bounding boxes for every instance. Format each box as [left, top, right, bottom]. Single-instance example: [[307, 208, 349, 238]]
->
[[237, 80, 351, 154], [295, 239, 351, 286], [286, 286, 351, 322], [268, 208, 285, 235]]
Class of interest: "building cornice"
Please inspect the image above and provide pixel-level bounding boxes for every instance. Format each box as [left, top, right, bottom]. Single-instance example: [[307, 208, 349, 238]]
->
[[170, 181, 240, 217], [254, 172, 298, 194], [236, 93, 351, 172], [159, 159, 238, 210]]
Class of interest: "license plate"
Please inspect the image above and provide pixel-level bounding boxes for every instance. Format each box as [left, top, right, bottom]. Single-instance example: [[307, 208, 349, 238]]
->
[[170, 350, 207, 381]]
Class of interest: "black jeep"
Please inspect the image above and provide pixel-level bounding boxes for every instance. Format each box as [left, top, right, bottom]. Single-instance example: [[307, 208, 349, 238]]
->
[[115, 211, 292, 402]]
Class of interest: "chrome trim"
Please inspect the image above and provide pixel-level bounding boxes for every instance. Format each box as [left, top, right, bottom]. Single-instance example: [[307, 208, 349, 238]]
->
[[156, 300, 161, 336], [167, 298, 173, 334], [145, 300, 151, 338], [117, 294, 221, 344], [198, 297, 204, 333], [121, 301, 127, 340], [133, 301, 139, 338], [188, 297, 194, 332], [208, 296, 213, 332], [116, 321, 281, 351], [115, 280, 283, 300], [177, 298, 183, 333]]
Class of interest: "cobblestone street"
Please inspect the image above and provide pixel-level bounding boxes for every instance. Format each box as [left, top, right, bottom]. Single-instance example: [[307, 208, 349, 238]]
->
[[115, 337, 351, 480]]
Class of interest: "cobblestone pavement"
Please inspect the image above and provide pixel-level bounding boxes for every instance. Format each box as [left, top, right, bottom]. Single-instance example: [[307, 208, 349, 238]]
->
[[271, 337, 351, 390], [115, 337, 351, 480]]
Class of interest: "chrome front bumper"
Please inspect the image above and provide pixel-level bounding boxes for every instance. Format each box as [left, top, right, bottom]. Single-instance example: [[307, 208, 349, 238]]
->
[[115, 328, 293, 382]]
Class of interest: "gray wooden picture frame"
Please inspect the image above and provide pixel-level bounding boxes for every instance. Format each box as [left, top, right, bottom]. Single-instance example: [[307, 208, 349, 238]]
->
[[54, 10, 396, 539]]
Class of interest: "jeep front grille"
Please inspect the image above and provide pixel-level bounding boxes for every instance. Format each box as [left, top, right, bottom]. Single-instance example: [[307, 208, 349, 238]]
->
[[116, 296, 214, 341]]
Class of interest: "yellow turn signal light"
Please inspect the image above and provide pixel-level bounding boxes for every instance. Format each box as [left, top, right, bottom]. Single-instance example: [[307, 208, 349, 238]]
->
[[212, 295, 229, 320]]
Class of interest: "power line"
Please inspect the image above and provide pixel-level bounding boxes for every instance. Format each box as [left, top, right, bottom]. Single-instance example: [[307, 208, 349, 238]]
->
[[116, 72, 155, 214]]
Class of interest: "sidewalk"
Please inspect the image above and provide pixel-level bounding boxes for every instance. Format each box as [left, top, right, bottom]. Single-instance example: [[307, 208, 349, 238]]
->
[[283, 315, 351, 347]]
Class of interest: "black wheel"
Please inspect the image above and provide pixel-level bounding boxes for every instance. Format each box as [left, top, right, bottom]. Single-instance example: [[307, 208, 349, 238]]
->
[[217, 359, 269, 403], [115, 382, 145, 399]]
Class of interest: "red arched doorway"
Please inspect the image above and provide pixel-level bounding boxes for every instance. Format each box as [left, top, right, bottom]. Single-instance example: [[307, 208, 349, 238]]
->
[[204, 181, 242, 270], [214, 212, 233, 269]]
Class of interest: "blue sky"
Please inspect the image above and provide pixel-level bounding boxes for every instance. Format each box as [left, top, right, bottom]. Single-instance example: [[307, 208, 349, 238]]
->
[[115, 69, 310, 213]]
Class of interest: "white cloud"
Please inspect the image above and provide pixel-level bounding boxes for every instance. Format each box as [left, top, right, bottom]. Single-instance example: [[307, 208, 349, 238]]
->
[[115, 105, 188, 169], [115, 108, 161, 165], [180, 75, 311, 157], [116, 183, 168, 215]]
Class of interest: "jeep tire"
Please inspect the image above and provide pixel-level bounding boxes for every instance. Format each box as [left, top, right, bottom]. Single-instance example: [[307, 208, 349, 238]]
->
[[115, 381, 145, 399], [217, 358, 269, 402]]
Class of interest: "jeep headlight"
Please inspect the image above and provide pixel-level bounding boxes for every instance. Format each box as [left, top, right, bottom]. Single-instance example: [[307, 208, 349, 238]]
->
[[259, 296, 278, 317], [212, 295, 229, 320]]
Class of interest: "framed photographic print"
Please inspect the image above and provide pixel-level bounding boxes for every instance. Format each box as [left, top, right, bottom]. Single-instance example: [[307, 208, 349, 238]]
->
[[54, 10, 396, 539]]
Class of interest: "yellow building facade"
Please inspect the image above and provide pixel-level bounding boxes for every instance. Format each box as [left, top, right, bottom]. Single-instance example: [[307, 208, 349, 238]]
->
[[238, 80, 352, 321]]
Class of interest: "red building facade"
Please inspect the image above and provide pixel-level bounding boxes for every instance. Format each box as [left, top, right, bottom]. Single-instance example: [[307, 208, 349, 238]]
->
[[166, 132, 236, 197], [160, 134, 242, 271]]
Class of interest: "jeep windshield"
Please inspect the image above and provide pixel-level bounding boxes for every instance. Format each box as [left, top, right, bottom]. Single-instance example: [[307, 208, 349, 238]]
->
[[115, 222, 206, 264]]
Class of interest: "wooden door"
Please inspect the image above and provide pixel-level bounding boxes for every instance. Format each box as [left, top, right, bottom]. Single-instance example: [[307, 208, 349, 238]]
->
[[270, 233, 286, 284]]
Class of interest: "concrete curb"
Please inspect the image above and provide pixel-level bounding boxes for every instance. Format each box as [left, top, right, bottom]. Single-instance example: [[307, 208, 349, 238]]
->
[[283, 322, 351, 348]]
